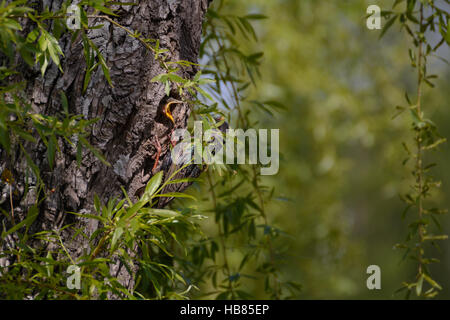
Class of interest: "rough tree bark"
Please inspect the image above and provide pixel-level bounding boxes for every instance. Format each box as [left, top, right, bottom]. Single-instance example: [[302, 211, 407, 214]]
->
[[0, 0, 210, 294]]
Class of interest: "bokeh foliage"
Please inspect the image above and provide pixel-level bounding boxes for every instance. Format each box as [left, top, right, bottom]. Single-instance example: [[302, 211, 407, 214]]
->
[[207, 0, 449, 299]]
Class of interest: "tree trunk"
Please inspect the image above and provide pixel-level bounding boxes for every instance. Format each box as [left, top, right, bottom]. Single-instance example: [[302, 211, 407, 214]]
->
[[0, 0, 209, 295]]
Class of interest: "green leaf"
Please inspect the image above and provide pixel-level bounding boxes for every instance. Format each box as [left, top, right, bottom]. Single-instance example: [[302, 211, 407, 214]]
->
[[416, 274, 423, 296], [111, 226, 124, 251], [145, 171, 163, 199], [154, 192, 197, 201], [196, 86, 213, 101], [93, 46, 113, 87], [167, 73, 186, 83], [423, 235, 448, 241], [148, 208, 180, 218], [165, 81, 171, 96], [26, 29, 40, 44], [47, 135, 57, 169], [38, 53, 49, 76], [92, 4, 116, 16], [423, 274, 442, 290], [79, 136, 110, 166], [60, 91, 69, 114], [244, 14, 268, 20], [2, 18, 22, 31], [68, 211, 108, 223], [151, 73, 168, 82], [24, 205, 39, 229], [380, 15, 398, 39], [42, 30, 64, 71], [424, 138, 446, 150], [1, 205, 39, 238], [14, 128, 36, 143], [393, 0, 405, 8], [445, 21, 450, 45], [94, 194, 101, 213]]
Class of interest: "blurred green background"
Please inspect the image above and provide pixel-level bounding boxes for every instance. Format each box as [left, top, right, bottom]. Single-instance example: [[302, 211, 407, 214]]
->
[[206, 0, 450, 299]]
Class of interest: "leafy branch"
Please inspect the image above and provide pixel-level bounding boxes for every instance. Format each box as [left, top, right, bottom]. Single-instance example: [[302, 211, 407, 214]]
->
[[382, 0, 450, 299]]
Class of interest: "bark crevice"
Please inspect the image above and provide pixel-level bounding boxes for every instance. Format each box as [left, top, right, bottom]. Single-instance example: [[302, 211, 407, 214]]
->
[[0, 0, 210, 295]]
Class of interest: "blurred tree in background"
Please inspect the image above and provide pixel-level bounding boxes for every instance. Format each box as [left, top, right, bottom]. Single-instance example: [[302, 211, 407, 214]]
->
[[185, 0, 449, 299]]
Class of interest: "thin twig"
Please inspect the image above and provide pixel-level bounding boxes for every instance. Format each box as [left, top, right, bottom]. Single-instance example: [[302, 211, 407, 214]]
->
[[10, 184, 15, 225]]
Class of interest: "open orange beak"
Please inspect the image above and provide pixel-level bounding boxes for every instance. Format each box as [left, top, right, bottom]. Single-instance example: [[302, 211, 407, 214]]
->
[[163, 100, 183, 125]]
